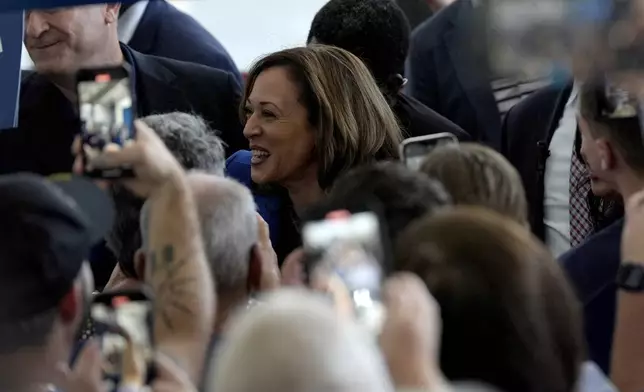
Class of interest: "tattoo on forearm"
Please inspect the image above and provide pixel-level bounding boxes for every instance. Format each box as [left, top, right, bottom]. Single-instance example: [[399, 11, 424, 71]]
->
[[148, 245, 198, 331]]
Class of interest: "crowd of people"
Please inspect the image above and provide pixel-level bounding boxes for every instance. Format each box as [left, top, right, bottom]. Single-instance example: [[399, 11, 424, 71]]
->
[[1, 0, 644, 391]]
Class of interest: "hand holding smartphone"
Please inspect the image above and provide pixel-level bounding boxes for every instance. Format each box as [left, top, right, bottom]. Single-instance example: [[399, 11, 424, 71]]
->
[[76, 64, 137, 178], [302, 209, 388, 335], [91, 288, 154, 391]]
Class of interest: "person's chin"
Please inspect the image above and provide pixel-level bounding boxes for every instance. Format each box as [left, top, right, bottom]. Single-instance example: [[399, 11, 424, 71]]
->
[[34, 59, 72, 75], [32, 51, 73, 74], [250, 166, 275, 185]]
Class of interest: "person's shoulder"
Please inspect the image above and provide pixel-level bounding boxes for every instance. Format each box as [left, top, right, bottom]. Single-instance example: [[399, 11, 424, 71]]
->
[[18, 71, 59, 114], [20, 71, 49, 97], [147, 1, 239, 70], [154, 0, 220, 43], [561, 219, 623, 263], [559, 219, 623, 302], [395, 93, 471, 140], [506, 82, 566, 120], [411, 0, 462, 45], [225, 150, 253, 187], [149, 54, 234, 85]]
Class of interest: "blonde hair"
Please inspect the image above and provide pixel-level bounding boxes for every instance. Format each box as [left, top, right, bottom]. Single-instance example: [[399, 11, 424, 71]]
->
[[420, 143, 528, 225], [242, 45, 403, 189]]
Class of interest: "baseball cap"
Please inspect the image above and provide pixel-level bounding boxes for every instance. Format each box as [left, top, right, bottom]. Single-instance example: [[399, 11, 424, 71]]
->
[[0, 173, 114, 321]]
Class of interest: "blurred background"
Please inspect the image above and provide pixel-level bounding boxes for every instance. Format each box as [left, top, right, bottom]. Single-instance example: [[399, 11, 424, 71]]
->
[[19, 0, 433, 71]]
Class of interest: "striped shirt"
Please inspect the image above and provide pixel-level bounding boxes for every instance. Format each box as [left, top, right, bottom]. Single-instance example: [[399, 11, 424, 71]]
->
[[491, 76, 551, 116]]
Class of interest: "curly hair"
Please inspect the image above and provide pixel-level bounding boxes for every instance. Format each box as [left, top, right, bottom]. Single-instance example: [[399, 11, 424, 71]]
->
[[307, 0, 411, 99], [106, 112, 226, 277]]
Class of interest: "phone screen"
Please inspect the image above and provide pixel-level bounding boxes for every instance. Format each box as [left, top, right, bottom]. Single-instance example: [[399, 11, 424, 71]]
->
[[77, 66, 136, 178], [302, 211, 386, 335], [401, 133, 458, 170], [91, 293, 153, 390]]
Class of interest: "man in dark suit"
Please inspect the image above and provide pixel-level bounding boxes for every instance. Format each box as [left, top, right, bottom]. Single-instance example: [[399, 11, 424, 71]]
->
[[0, 3, 245, 177], [405, 0, 548, 150], [558, 80, 644, 373], [119, 1, 242, 85], [502, 82, 574, 239], [0, 4, 246, 288], [502, 79, 622, 255], [308, 0, 469, 142]]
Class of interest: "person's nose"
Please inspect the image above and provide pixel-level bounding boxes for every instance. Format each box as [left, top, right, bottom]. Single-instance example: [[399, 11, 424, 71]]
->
[[243, 114, 262, 140], [25, 11, 50, 40]]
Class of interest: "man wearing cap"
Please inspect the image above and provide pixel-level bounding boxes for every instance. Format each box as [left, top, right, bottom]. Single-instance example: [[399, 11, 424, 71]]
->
[[0, 173, 112, 390], [0, 120, 215, 389]]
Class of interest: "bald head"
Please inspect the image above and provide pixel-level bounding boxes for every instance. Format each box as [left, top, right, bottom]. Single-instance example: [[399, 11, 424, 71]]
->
[[141, 172, 258, 293]]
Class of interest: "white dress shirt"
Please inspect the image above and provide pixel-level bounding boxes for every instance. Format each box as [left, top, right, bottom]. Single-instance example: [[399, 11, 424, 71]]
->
[[543, 84, 579, 257], [117, 1, 150, 44]]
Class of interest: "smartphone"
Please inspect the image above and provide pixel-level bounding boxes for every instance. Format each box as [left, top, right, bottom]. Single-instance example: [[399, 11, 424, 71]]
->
[[302, 208, 387, 335], [400, 133, 458, 171], [76, 64, 136, 178], [91, 289, 154, 391]]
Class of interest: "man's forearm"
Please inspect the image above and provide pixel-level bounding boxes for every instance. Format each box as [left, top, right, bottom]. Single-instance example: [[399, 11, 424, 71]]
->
[[611, 292, 644, 392], [146, 175, 215, 381]]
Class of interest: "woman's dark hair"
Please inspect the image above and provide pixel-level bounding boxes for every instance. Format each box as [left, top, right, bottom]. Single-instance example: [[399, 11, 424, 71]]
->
[[396, 207, 584, 392], [242, 45, 402, 189]]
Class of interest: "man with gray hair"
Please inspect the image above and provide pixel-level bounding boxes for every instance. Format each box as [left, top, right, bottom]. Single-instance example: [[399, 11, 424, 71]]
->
[[95, 111, 226, 288], [139, 173, 265, 333]]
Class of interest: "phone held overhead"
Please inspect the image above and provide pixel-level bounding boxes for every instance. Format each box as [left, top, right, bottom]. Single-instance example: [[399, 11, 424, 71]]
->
[[76, 64, 137, 178]]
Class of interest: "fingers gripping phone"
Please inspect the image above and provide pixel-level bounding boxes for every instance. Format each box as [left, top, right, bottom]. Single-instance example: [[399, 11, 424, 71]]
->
[[400, 133, 458, 170], [91, 289, 154, 391], [76, 64, 137, 178], [302, 209, 388, 335]]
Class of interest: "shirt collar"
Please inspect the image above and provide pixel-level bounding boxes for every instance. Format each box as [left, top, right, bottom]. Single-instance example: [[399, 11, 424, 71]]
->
[[117, 1, 149, 44]]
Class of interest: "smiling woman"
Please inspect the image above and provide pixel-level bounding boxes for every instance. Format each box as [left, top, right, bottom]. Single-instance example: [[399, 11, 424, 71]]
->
[[226, 45, 403, 262]]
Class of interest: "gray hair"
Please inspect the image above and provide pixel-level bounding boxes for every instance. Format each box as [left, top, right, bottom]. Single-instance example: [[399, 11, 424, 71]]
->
[[207, 289, 394, 392], [140, 112, 225, 175], [106, 112, 226, 279], [141, 174, 258, 292]]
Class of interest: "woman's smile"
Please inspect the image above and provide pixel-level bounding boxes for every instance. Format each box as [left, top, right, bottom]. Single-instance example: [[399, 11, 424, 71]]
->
[[251, 148, 271, 165]]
